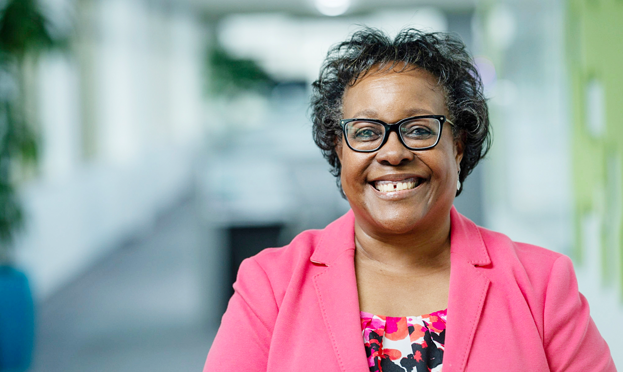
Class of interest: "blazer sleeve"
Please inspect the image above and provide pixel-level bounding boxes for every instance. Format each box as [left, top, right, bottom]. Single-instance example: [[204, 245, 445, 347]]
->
[[543, 255, 616, 371], [203, 257, 278, 372]]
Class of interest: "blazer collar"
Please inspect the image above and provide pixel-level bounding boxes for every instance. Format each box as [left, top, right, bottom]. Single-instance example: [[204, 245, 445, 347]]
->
[[309, 209, 357, 266], [311, 211, 367, 372], [445, 207, 492, 372], [310, 207, 491, 267], [449, 206, 491, 266]]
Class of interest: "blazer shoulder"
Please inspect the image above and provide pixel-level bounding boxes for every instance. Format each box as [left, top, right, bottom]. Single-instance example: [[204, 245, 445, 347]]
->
[[236, 228, 324, 304], [476, 226, 572, 292], [478, 226, 565, 267], [470, 226, 615, 371], [249, 228, 323, 268]]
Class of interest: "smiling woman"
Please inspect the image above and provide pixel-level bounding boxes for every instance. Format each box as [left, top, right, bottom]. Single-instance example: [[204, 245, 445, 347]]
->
[[338, 68, 460, 239], [203, 28, 615, 372]]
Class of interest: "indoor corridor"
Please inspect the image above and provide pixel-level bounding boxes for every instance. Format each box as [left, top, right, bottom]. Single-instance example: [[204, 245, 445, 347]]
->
[[28, 197, 215, 372]]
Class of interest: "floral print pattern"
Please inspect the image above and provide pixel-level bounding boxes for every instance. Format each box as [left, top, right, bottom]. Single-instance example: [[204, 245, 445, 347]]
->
[[361, 309, 447, 372]]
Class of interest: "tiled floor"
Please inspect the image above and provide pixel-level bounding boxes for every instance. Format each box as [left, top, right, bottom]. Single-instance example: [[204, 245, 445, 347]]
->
[[28, 199, 217, 372]]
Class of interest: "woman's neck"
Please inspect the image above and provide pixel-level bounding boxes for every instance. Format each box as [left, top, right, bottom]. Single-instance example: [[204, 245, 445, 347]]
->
[[353, 213, 452, 273]]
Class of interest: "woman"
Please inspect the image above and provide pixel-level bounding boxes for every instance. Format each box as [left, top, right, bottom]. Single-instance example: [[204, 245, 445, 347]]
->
[[203, 28, 615, 371]]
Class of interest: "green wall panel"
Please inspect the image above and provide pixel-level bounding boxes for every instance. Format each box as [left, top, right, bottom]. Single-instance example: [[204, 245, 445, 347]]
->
[[568, 0, 623, 293]]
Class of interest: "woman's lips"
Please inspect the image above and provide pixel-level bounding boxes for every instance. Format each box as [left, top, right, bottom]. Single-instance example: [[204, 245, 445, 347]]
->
[[372, 177, 423, 193]]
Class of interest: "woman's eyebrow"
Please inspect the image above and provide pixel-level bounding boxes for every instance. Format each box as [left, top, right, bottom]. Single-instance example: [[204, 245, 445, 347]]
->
[[403, 108, 434, 117], [349, 109, 379, 118], [349, 108, 434, 119]]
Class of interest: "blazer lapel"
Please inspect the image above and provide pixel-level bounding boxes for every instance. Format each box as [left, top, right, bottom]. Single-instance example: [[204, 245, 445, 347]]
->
[[314, 251, 369, 372], [444, 255, 490, 372], [311, 211, 369, 372], [443, 207, 491, 372]]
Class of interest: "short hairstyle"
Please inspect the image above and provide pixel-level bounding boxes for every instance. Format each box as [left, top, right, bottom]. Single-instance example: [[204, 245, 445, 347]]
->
[[310, 27, 491, 196]]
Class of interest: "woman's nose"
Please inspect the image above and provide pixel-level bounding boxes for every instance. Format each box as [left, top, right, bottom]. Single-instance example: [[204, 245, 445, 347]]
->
[[375, 132, 415, 165]]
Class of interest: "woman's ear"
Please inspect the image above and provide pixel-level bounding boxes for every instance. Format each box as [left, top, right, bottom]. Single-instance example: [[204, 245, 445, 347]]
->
[[335, 137, 344, 163], [454, 137, 464, 170]]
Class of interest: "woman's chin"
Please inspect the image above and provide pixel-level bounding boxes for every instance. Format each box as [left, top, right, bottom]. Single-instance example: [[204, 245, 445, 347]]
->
[[362, 207, 430, 236], [355, 196, 454, 238]]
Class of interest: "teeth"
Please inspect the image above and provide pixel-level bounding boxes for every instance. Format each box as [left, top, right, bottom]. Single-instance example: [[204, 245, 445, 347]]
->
[[374, 178, 420, 192]]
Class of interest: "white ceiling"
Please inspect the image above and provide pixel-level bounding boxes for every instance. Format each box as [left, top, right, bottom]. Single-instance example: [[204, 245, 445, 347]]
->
[[187, 0, 477, 18], [217, 8, 451, 81], [185, 0, 479, 82]]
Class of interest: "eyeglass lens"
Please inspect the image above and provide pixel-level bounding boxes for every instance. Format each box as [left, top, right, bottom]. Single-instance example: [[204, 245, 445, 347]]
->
[[344, 117, 441, 151]]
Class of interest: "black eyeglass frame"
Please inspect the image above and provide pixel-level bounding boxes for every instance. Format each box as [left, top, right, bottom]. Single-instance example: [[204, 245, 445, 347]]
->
[[339, 114, 454, 153]]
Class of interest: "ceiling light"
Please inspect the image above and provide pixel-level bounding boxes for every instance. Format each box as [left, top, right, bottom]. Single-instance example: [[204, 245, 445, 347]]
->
[[315, 0, 350, 17]]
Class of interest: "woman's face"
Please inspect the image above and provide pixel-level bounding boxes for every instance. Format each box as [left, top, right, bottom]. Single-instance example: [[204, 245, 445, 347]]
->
[[337, 67, 463, 235]]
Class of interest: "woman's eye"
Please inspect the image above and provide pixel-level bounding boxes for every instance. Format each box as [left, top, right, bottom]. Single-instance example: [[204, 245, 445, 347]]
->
[[403, 126, 433, 138], [354, 128, 382, 140]]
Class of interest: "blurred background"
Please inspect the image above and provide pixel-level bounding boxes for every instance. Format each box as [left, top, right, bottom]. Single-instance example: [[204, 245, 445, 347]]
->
[[0, 0, 620, 370]]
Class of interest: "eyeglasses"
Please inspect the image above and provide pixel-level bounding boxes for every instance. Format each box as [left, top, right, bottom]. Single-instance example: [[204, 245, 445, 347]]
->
[[339, 115, 454, 153]]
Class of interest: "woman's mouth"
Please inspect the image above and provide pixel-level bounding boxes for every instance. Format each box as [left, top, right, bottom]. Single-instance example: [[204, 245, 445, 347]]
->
[[372, 177, 423, 193]]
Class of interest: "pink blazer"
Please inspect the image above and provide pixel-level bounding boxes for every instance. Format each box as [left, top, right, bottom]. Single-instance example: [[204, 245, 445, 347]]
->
[[204, 208, 616, 371]]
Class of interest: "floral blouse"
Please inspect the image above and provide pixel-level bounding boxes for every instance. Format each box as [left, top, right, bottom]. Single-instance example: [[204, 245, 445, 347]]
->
[[360, 309, 447, 372]]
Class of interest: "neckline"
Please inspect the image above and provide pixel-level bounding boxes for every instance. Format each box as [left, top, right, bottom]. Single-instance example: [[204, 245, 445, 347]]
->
[[360, 308, 447, 319]]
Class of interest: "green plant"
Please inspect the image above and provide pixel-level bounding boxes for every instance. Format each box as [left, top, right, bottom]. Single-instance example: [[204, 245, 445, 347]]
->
[[0, 0, 60, 261], [208, 46, 276, 97]]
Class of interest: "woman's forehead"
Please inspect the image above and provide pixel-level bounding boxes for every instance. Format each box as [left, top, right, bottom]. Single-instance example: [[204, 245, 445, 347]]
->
[[350, 62, 437, 85], [342, 67, 448, 119]]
